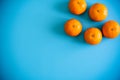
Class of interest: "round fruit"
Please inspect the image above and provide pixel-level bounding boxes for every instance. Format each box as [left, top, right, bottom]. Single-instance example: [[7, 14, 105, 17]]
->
[[64, 19, 82, 36], [84, 28, 102, 45], [119, 26, 120, 34], [89, 3, 108, 22], [102, 20, 120, 38], [68, 0, 87, 15]]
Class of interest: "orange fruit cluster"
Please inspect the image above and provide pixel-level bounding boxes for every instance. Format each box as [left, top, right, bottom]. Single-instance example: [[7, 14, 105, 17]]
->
[[64, 0, 120, 45]]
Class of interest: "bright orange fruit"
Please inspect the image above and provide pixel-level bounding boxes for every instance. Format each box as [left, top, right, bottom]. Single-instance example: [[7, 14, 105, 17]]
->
[[84, 28, 102, 45], [89, 3, 108, 22], [64, 19, 82, 36], [119, 26, 120, 34], [102, 20, 120, 38], [68, 0, 87, 15]]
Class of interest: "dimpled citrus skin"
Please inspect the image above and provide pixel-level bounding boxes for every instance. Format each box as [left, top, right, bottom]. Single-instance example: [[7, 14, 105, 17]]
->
[[68, 0, 87, 15], [64, 19, 82, 36], [84, 28, 102, 45], [102, 20, 120, 38], [89, 3, 108, 22]]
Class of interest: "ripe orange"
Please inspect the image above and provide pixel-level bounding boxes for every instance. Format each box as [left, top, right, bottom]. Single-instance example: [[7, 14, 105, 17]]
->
[[102, 20, 120, 38], [119, 26, 120, 34], [64, 19, 82, 36], [68, 0, 87, 15], [84, 28, 102, 45], [89, 3, 108, 22]]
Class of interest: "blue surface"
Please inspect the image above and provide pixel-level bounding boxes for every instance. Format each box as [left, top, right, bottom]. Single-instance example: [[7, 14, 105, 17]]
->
[[1, 0, 120, 80]]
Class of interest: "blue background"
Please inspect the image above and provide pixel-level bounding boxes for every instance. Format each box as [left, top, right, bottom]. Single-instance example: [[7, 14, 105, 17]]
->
[[1, 0, 120, 80]]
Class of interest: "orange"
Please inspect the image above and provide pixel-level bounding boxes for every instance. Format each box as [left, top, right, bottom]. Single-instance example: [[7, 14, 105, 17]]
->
[[68, 0, 87, 15], [84, 28, 102, 45], [64, 19, 82, 36], [102, 20, 120, 38], [119, 26, 120, 34], [89, 3, 108, 22]]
